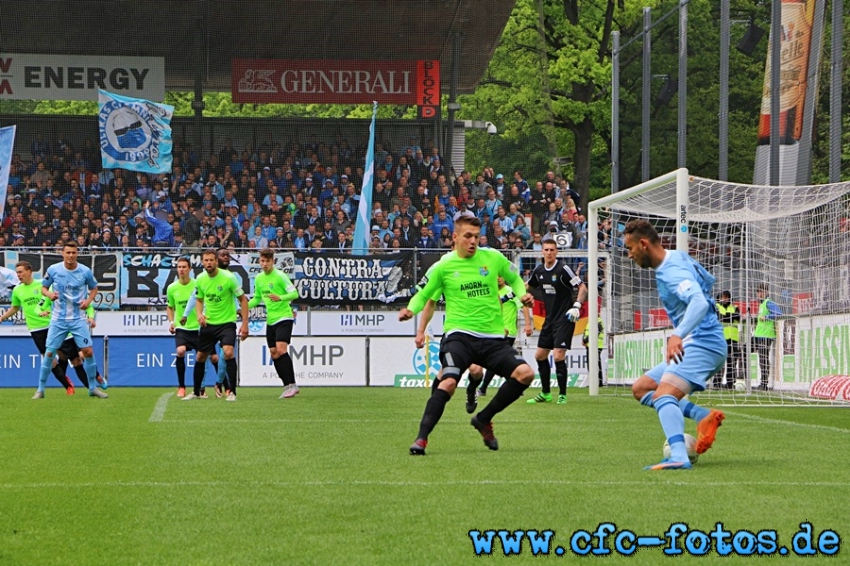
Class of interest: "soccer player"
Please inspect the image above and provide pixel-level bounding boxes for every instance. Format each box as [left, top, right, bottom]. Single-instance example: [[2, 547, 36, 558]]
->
[[166, 256, 208, 398], [185, 249, 249, 401], [36, 242, 108, 399], [0, 261, 76, 393], [474, 276, 533, 398], [399, 216, 535, 455], [249, 249, 300, 398], [623, 220, 726, 470], [525, 237, 587, 405]]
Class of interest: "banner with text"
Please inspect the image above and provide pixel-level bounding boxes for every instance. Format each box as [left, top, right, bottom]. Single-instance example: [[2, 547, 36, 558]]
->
[[239, 337, 365, 387], [232, 59, 439, 105], [0, 54, 164, 101], [0, 251, 119, 309], [0, 338, 104, 387], [105, 336, 221, 387]]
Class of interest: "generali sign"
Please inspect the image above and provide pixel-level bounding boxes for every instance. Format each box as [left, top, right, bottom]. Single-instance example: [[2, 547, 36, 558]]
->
[[0, 53, 165, 101], [232, 59, 440, 105]]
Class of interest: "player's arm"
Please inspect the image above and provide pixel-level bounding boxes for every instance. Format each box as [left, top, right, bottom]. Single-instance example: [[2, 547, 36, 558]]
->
[[86, 304, 96, 328], [247, 293, 262, 309], [400, 265, 442, 320], [195, 287, 206, 327], [80, 269, 99, 310], [499, 255, 532, 307], [521, 302, 533, 336], [766, 300, 782, 320], [41, 269, 58, 301], [166, 288, 177, 334], [238, 292, 249, 341], [181, 289, 197, 324], [268, 272, 299, 303], [666, 278, 711, 363], [414, 298, 438, 348], [0, 305, 20, 322]]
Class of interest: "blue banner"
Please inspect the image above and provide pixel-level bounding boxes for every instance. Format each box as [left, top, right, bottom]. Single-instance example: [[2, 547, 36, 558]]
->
[[352, 101, 378, 254], [0, 125, 14, 220], [98, 90, 174, 174], [106, 337, 223, 387], [0, 337, 103, 388]]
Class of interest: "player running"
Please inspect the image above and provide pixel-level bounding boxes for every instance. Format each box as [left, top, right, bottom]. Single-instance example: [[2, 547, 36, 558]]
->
[[525, 237, 587, 405], [249, 249, 301, 398], [623, 220, 726, 470], [399, 216, 535, 455]]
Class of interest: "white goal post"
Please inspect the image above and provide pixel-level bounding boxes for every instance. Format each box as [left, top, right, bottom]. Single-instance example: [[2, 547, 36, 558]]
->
[[588, 168, 850, 406]]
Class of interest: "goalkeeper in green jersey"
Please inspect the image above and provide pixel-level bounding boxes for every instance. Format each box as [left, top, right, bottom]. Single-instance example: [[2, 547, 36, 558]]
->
[[249, 249, 301, 398], [399, 216, 535, 455]]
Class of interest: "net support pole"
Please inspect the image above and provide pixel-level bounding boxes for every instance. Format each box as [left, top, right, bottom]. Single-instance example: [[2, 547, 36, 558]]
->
[[588, 204, 599, 396], [676, 168, 690, 252], [829, 0, 843, 183]]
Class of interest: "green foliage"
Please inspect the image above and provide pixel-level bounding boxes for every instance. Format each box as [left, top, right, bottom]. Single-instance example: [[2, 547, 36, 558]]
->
[[0, 387, 848, 564]]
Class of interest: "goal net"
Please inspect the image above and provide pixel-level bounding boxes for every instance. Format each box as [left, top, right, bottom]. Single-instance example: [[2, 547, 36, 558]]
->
[[587, 169, 850, 406]]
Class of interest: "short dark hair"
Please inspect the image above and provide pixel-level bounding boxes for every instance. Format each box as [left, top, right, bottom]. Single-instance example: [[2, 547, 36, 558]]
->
[[454, 215, 481, 231], [719, 290, 732, 300], [15, 261, 32, 272], [623, 219, 660, 244], [756, 282, 769, 293], [202, 249, 217, 259], [541, 235, 558, 247], [176, 257, 191, 267], [259, 249, 274, 260], [63, 240, 79, 250]]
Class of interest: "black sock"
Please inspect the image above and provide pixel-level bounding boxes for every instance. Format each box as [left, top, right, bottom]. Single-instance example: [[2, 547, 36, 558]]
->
[[226, 358, 238, 394], [52, 364, 70, 388], [416, 389, 451, 441], [73, 364, 90, 388], [211, 360, 219, 374], [176, 356, 186, 388], [537, 360, 551, 394], [466, 377, 481, 404], [430, 377, 442, 394], [481, 369, 496, 392], [477, 378, 529, 423], [192, 360, 205, 396], [555, 360, 568, 395], [272, 356, 288, 385], [281, 353, 296, 385]]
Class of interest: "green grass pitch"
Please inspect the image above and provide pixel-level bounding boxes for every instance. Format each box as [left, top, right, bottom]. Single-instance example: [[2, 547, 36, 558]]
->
[[0, 387, 847, 565]]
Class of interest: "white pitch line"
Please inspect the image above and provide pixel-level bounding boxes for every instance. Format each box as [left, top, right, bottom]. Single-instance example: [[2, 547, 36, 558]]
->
[[159, 418, 630, 425], [0, 479, 846, 490], [724, 411, 850, 434], [148, 392, 173, 422]]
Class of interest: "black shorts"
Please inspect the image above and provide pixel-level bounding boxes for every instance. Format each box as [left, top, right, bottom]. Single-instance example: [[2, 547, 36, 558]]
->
[[31, 328, 80, 359], [174, 328, 200, 351], [266, 319, 294, 349], [198, 322, 237, 354], [439, 333, 526, 383], [538, 318, 574, 350]]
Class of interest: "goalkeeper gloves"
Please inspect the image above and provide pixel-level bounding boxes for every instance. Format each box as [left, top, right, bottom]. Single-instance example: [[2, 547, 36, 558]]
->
[[565, 302, 582, 322]]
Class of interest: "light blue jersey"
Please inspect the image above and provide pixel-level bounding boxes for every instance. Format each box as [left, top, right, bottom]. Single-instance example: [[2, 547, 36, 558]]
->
[[656, 250, 726, 354], [42, 262, 98, 323]]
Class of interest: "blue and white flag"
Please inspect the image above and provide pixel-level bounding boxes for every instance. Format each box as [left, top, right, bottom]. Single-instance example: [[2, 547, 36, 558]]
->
[[98, 90, 174, 174], [352, 101, 378, 255], [0, 125, 15, 221]]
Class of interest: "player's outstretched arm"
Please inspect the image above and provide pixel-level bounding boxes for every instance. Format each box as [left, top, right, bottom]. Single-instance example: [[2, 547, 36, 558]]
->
[[0, 306, 20, 323]]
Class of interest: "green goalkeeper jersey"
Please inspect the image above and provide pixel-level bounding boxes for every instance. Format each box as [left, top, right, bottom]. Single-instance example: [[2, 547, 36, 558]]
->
[[195, 269, 244, 325], [167, 278, 199, 331], [408, 248, 526, 338], [248, 269, 299, 326], [11, 280, 52, 331], [499, 285, 522, 337]]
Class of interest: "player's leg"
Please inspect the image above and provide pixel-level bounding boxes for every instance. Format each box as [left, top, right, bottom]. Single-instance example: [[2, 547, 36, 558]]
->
[[188, 327, 215, 399], [220, 323, 238, 400], [634, 360, 713, 425], [479, 368, 496, 396], [67, 321, 107, 398], [472, 340, 534, 450], [410, 335, 471, 455], [31, 329, 72, 392], [596, 348, 604, 386], [644, 377, 692, 469], [529, 321, 554, 403], [273, 321, 298, 398], [214, 343, 227, 392], [552, 321, 573, 402], [465, 364, 484, 414], [175, 341, 188, 397]]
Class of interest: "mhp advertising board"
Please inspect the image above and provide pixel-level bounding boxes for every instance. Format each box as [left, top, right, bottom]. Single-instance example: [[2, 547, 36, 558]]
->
[[106, 336, 224, 387], [0, 337, 104, 387]]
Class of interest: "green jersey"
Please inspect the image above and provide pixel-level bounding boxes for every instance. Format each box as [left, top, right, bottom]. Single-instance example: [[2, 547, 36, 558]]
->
[[11, 280, 52, 331], [248, 269, 299, 325], [195, 269, 244, 325], [167, 278, 199, 330], [408, 248, 526, 338], [499, 285, 522, 337]]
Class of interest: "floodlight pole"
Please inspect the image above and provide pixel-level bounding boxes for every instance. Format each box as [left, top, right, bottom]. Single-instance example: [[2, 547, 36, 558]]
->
[[611, 31, 620, 193], [677, 0, 687, 169]]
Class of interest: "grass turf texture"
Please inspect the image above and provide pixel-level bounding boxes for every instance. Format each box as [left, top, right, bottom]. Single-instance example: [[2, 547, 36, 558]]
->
[[0, 387, 848, 565]]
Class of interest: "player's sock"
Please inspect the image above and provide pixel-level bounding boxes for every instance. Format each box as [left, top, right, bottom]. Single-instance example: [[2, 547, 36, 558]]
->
[[281, 353, 296, 385], [480, 369, 495, 393], [73, 364, 90, 388], [430, 376, 442, 393], [272, 356, 288, 385], [217, 359, 227, 385], [477, 378, 529, 423], [416, 389, 451, 441], [639, 391, 654, 407], [83, 357, 98, 391], [679, 398, 710, 422], [52, 363, 70, 388], [655, 394, 688, 462], [38, 353, 54, 393], [176, 356, 186, 388], [536, 360, 551, 394], [192, 361, 205, 396], [55, 358, 71, 387], [225, 358, 238, 394], [555, 360, 568, 395], [466, 378, 480, 406]]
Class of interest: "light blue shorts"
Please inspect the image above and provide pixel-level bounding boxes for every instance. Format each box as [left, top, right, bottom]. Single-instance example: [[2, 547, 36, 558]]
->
[[46, 319, 93, 352], [645, 344, 726, 393]]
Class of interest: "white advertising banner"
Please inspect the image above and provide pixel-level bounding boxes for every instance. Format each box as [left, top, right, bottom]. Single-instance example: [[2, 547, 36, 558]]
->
[[0, 54, 165, 101], [93, 311, 172, 336], [310, 311, 416, 336], [239, 337, 365, 387]]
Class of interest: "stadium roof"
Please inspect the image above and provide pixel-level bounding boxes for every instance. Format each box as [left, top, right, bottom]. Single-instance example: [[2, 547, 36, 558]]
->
[[0, 0, 516, 94]]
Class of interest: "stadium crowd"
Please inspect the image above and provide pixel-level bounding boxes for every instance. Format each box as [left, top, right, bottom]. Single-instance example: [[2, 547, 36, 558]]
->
[[2, 133, 610, 254]]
